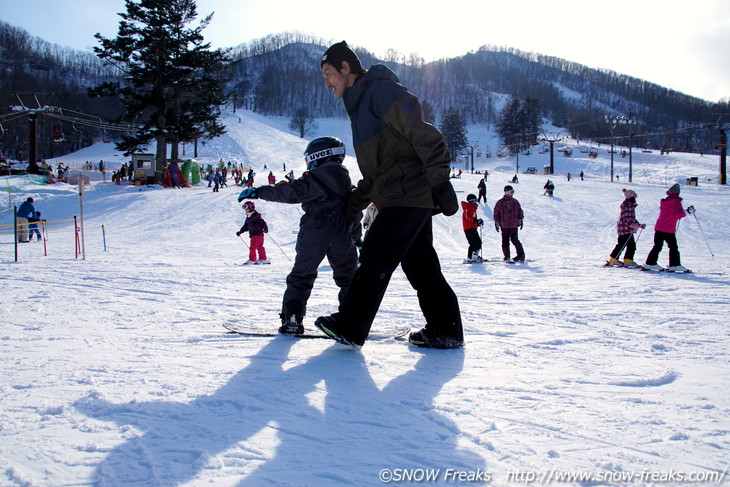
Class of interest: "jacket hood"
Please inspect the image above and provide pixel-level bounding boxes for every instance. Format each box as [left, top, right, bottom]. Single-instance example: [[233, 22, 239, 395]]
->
[[461, 200, 477, 210], [343, 65, 400, 115]]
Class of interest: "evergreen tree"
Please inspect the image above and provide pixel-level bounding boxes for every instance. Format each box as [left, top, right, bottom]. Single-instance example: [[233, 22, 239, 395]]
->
[[497, 97, 522, 154], [439, 108, 467, 160], [497, 96, 542, 154], [90, 0, 230, 166]]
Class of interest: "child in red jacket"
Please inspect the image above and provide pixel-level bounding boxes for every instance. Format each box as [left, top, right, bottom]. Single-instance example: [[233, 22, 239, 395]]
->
[[462, 194, 483, 262]]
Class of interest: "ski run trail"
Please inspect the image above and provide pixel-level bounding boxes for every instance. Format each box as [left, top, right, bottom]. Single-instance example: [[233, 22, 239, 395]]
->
[[1, 110, 728, 487]]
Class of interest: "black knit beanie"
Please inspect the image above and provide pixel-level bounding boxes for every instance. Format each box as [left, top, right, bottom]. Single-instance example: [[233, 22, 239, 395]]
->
[[321, 41, 363, 73]]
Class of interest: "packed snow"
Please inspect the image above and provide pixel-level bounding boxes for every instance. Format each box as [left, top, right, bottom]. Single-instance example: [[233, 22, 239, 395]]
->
[[1, 110, 728, 487]]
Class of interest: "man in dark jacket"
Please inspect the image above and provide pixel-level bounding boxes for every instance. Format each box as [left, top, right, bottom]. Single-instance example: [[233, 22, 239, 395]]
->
[[493, 185, 525, 261], [237, 137, 358, 334], [16, 197, 36, 243], [315, 41, 463, 349]]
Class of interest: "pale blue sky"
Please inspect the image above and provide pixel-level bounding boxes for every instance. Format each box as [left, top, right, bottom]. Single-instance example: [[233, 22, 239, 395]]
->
[[1, 0, 728, 103]]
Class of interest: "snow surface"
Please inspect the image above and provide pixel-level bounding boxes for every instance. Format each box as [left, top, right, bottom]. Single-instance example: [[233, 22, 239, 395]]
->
[[1, 110, 729, 487]]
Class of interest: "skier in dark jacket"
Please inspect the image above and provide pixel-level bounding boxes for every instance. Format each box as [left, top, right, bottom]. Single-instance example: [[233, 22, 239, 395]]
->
[[16, 197, 36, 242], [493, 185, 525, 261], [314, 41, 463, 349], [477, 178, 487, 203], [237, 137, 358, 334]]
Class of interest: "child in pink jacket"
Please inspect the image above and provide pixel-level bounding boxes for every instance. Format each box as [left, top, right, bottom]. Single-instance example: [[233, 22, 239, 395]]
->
[[643, 184, 694, 272]]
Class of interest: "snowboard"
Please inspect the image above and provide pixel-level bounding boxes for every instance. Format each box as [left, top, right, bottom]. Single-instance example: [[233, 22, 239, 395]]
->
[[223, 322, 411, 340]]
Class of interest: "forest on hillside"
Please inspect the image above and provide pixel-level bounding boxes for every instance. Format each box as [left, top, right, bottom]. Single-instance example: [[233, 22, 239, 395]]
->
[[1, 24, 728, 163]]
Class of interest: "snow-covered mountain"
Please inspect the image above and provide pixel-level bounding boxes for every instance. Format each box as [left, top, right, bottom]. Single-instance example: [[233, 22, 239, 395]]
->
[[1, 110, 728, 486]]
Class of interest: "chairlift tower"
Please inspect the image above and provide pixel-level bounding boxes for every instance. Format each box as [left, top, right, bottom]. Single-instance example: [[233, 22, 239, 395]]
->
[[605, 115, 636, 182], [540, 132, 561, 175]]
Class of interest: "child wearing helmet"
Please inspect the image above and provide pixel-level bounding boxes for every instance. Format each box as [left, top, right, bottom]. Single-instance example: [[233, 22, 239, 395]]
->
[[236, 136, 358, 334], [236, 201, 269, 265], [462, 194, 483, 262]]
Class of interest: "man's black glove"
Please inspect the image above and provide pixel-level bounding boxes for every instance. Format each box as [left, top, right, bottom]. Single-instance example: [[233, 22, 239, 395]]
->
[[519, 219, 524, 230], [495, 222, 500, 232], [432, 180, 458, 216]]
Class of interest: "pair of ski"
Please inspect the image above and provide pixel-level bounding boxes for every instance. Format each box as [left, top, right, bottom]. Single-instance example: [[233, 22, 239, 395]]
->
[[463, 258, 534, 264], [602, 262, 693, 273], [223, 321, 410, 340]]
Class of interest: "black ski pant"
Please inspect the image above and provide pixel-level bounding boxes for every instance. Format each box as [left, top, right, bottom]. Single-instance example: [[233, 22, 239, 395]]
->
[[610, 233, 636, 261], [645, 231, 681, 267], [282, 212, 358, 319], [464, 227, 482, 258], [477, 190, 487, 203], [335, 207, 463, 343], [501, 228, 524, 259]]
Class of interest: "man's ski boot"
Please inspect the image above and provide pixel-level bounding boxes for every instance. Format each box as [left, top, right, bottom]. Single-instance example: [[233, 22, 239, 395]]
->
[[278, 313, 304, 335]]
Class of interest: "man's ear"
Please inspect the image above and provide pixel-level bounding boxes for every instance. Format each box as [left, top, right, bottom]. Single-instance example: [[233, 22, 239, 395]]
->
[[340, 60, 351, 75]]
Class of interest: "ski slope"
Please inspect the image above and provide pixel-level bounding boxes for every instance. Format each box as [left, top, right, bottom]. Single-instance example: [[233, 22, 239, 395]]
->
[[1, 110, 728, 486]]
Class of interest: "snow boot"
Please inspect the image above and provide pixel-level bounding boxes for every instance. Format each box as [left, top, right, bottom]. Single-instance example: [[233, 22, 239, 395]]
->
[[314, 315, 363, 348], [278, 313, 304, 335], [513, 254, 525, 262], [408, 327, 464, 350]]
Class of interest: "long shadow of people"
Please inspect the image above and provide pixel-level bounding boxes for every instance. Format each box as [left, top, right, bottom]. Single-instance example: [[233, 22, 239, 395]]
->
[[74, 339, 484, 486]]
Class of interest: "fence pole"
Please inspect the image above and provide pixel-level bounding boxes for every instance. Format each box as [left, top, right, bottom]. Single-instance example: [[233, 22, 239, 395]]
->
[[13, 206, 18, 262]]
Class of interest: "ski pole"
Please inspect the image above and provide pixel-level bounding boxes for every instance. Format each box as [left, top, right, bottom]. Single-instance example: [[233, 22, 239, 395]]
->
[[237, 234, 249, 248], [613, 227, 642, 261], [692, 212, 714, 258], [266, 233, 292, 262]]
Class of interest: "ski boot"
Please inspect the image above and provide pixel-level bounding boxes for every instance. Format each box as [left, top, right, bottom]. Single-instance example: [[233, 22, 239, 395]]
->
[[642, 264, 664, 271], [666, 265, 691, 273], [622, 259, 641, 268], [605, 257, 622, 267]]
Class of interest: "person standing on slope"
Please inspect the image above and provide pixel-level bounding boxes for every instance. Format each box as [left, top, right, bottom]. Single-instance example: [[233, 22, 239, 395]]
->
[[477, 178, 487, 203], [236, 201, 269, 265], [643, 183, 694, 272], [493, 185, 525, 261], [462, 193, 483, 262], [606, 188, 645, 267], [237, 137, 358, 334], [315, 41, 464, 349]]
